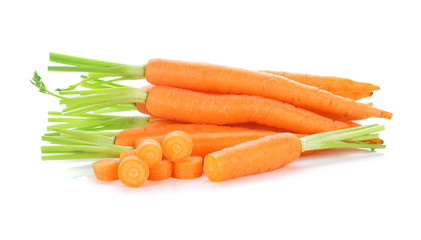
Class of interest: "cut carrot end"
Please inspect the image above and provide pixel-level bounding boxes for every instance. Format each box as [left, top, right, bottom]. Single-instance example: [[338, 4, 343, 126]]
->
[[118, 156, 149, 188], [136, 138, 162, 166], [203, 155, 220, 182], [172, 156, 203, 180], [92, 159, 119, 181], [148, 159, 172, 181], [162, 131, 193, 162]]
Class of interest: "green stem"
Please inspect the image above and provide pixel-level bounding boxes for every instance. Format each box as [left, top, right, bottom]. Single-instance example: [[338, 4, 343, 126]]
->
[[50, 52, 126, 67], [51, 128, 115, 144], [92, 104, 137, 114], [300, 125, 386, 152]]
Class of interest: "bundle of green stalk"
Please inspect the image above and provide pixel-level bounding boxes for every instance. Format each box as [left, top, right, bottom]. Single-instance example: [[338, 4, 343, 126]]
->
[[34, 53, 391, 186]]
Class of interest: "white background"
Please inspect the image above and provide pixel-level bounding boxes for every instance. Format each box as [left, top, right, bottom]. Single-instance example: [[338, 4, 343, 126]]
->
[[1, 0, 420, 239]]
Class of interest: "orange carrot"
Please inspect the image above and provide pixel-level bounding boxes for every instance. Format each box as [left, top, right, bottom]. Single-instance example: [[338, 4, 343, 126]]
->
[[92, 159, 119, 181], [116, 122, 254, 146], [172, 156, 203, 179], [162, 130, 193, 162], [148, 159, 172, 181], [119, 149, 136, 163], [118, 155, 149, 187], [135, 85, 154, 115], [145, 60, 391, 120], [50, 54, 391, 120], [203, 124, 386, 182], [136, 138, 162, 166], [204, 133, 302, 182], [145, 86, 353, 134], [136, 130, 295, 157], [332, 91, 373, 100], [261, 70, 380, 93]]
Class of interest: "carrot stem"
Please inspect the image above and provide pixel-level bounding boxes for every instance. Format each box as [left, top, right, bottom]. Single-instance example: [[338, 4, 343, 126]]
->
[[50, 52, 126, 67], [300, 125, 386, 151], [49, 53, 146, 79]]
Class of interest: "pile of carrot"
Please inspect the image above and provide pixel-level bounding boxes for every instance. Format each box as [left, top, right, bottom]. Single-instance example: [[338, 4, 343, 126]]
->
[[91, 130, 203, 187], [34, 53, 391, 188]]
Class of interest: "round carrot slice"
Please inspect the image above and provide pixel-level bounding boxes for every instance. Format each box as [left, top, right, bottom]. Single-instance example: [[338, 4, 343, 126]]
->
[[119, 149, 136, 164], [136, 138, 162, 166], [148, 159, 172, 181], [92, 159, 119, 181], [118, 156, 149, 188], [162, 130, 193, 162], [172, 156, 203, 179]]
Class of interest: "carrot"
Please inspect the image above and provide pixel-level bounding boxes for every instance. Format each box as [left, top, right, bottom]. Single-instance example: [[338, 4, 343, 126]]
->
[[135, 130, 298, 157], [204, 124, 386, 182], [92, 159, 119, 181], [261, 70, 380, 93], [332, 91, 373, 100], [145, 86, 352, 134], [136, 85, 154, 115], [49, 53, 392, 120], [172, 156, 203, 179], [162, 131, 193, 162], [148, 159, 172, 181], [115, 122, 254, 146], [119, 149, 136, 163], [118, 155, 149, 187], [136, 138, 162, 166]]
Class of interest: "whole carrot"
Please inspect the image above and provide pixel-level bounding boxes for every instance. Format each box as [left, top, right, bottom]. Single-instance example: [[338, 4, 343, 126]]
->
[[204, 124, 386, 182], [116, 122, 254, 146], [261, 70, 380, 93], [48, 53, 392, 120], [58, 85, 352, 135], [135, 130, 295, 157]]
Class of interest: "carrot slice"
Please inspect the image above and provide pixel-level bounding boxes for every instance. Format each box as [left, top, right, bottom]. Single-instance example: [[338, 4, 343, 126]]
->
[[172, 156, 203, 179], [119, 149, 136, 164], [136, 138, 162, 166], [92, 159, 119, 181], [148, 159, 172, 181], [118, 156, 149, 187], [162, 131, 193, 162]]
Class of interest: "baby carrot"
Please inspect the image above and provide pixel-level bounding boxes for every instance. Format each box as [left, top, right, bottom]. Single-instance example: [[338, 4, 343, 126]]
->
[[92, 159, 119, 181], [332, 91, 373, 100], [172, 156, 203, 179], [116, 122, 253, 146], [136, 138, 162, 166], [261, 70, 380, 93], [148, 159, 172, 181], [162, 131, 193, 162], [145, 86, 352, 134], [204, 124, 386, 182], [119, 149, 136, 164], [118, 155, 149, 187], [135, 130, 286, 157], [135, 85, 154, 115]]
